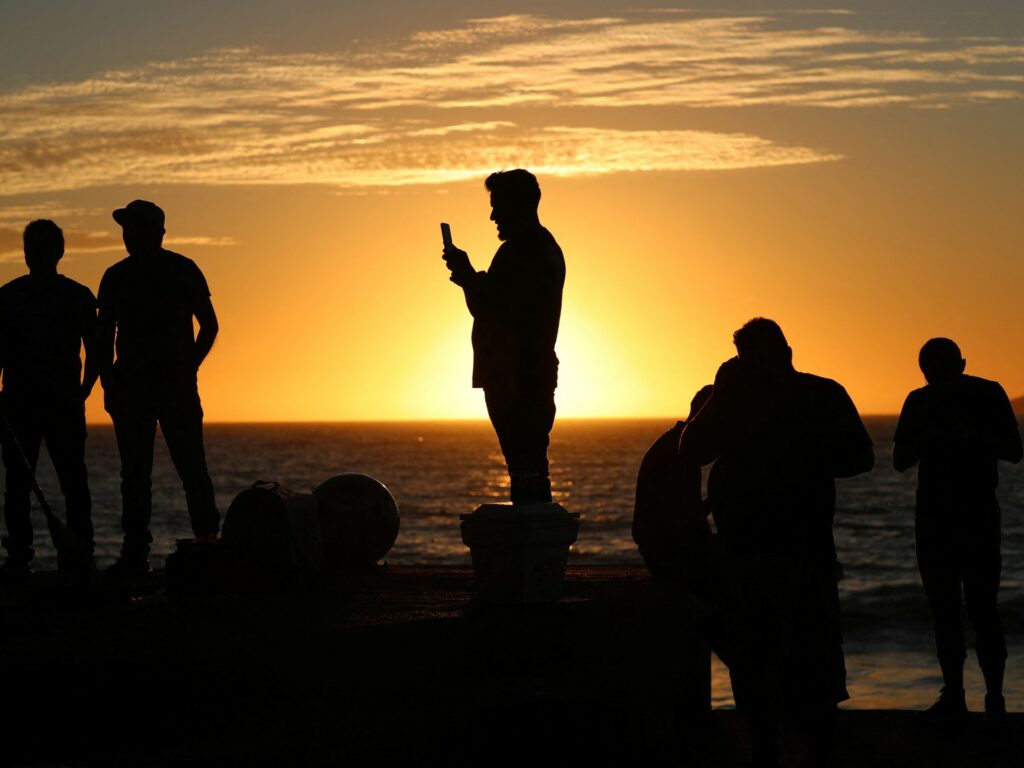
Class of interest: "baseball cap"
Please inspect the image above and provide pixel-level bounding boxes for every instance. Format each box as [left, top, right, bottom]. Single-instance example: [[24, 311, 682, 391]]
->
[[112, 199, 165, 230]]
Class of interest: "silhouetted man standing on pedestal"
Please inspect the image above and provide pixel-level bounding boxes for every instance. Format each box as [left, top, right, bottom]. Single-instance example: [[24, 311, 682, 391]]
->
[[893, 338, 1021, 725], [98, 200, 220, 578], [0, 220, 97, 579], [443, 170, 565, 503]]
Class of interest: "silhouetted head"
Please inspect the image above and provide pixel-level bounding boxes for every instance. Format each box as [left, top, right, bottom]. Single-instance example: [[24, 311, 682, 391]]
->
[[688, 384, 714, 421], [485, 169, 541, 241], [113, 199, 165, 256], [23, 219, 64, 274], [733, 317, 793, 373], [918, 337, 965, 384]]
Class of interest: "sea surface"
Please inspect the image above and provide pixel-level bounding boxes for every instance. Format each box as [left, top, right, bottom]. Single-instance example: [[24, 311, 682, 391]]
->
[[24, 416, 1024, 712]]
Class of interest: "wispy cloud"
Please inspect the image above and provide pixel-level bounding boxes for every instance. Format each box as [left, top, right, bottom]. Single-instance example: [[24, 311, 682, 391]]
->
[[0, 224, 236, 260], [0, 122, 841, 195], [0, 204, 108, 226], [0, 11, 1019, 195]]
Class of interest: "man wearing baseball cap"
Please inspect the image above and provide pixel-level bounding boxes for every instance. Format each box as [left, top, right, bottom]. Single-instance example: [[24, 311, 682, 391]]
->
[[98, 200, 220, 577]]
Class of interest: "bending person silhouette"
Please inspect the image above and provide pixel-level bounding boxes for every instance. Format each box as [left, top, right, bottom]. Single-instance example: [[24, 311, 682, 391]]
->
[[0, 220, 97, 580], [893, 338, 1021, 724], [443, 170, 565, 503], [633, 385, 714, 581], [98, 200, 220, 578], [679, 318, 873, 768]]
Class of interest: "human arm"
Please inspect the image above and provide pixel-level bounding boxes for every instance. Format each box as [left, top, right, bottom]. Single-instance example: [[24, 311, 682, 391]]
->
[[0, 292, 5, 388], [822, 383, 874, 478], [678, 358, 742, 469], [80, 295, 100, 401], [193, 295, 219, 370], [449, 235, 564, 327], [983, 382, 1022, 463], [835, 441, 874, 477], [676, 361, 743, 518], [891, 443, 918, 473], [443, 245, 498, 319], [94, 274, 116, 389], [442, 245, 476, 286], [892, 390, 929, 472]]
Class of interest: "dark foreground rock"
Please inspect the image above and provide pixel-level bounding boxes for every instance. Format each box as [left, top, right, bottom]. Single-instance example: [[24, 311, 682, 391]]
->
[[1, 566, 1020, 767]]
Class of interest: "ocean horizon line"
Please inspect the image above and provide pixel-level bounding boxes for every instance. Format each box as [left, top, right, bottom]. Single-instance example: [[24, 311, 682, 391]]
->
[[81, 413, 906, 427]]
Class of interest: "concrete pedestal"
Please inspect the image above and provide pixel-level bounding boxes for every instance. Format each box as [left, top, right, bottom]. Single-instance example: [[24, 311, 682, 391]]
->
[[460, 503, 580, 604]]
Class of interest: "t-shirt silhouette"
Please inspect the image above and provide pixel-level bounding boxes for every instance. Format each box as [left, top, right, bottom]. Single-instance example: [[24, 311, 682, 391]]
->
[[98, 248, 210, 385], [0, 273, 95, 401]]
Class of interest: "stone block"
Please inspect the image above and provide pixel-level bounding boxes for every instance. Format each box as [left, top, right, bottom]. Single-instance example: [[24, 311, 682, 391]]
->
[[460, 503, 580, 603]]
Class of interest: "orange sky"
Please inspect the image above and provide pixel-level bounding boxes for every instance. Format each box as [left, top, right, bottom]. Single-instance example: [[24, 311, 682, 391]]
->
[[1, 4, 1022, 422]]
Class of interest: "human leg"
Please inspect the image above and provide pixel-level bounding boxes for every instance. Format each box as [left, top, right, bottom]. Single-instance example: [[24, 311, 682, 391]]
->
[[916, 522, 966, 686], [961, 499, 1005, 706], [159, 390, 219, 538], [111, 404, 158, 560], [1, 402, 43, 566], [484, 386, 555, 504], [721, 554, 797, 768], [915, 517, 970, 718], [43, 400, 94, 556]]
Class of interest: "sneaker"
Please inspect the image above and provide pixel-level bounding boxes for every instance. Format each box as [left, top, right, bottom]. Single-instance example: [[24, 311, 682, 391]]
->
[[0, 558, 33, 583], [983, 693, 1007, 728], [105, 556, 153, 581], [917, 687, 968, 721]]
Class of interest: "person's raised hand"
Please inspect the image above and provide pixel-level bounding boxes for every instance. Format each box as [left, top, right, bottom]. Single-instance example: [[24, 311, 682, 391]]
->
[[443, 246, 473, 285]]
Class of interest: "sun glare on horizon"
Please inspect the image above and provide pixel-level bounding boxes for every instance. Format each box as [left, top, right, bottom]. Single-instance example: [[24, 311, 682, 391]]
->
[[1, 5, 1022, 422]]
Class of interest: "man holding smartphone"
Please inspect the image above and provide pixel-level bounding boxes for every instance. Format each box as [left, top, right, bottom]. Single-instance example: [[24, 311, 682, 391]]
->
[[442, 170, 565, 504]]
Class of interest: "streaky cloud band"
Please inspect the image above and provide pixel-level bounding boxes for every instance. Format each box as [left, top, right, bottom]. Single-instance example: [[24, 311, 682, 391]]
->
[[0, 11, 1018, 194]]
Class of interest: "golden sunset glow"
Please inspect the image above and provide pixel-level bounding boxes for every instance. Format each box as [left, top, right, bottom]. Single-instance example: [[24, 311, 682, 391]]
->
[[1, 5, 1022, 421]]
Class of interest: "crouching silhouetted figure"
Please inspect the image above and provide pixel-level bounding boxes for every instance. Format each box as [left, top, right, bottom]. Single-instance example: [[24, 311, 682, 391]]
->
[[893, 338, 1022, 725], [679, 318, 873, 768], [443, 170, 565, 503]]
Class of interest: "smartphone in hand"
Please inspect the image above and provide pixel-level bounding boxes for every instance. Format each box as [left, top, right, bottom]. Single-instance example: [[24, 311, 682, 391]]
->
[[440, 222, 453, 250]]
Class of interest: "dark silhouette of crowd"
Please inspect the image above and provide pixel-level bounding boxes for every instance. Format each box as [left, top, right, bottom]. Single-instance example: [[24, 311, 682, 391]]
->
[[0, 170, 1020, 768], [637, 318, 1020, 765]]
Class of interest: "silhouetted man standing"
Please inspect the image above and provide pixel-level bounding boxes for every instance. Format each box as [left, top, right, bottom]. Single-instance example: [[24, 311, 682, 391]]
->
[[443, 170, 565, 503], [0, 220, 97, 579], [98, 200, 220, 577], [679, 318, 873, 768], [893, 338, 1021, 724]]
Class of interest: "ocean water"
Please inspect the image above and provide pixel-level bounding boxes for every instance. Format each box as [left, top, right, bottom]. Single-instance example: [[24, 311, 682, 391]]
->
[[22, 416, 1024, 711]]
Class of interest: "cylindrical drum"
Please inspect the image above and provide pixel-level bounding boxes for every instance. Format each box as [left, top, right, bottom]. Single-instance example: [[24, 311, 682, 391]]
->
[[313, 473, 400, 571]]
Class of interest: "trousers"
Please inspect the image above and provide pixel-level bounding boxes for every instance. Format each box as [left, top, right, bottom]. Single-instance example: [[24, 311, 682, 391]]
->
[[1, 394, 93, 561], [107, 381, 219, 558], [484, 384, 556, 504], [915, 492, 1006, 672]]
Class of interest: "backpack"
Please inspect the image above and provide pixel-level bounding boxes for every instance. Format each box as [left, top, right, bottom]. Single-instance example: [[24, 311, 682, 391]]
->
[[221, 481, 322, 589]]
